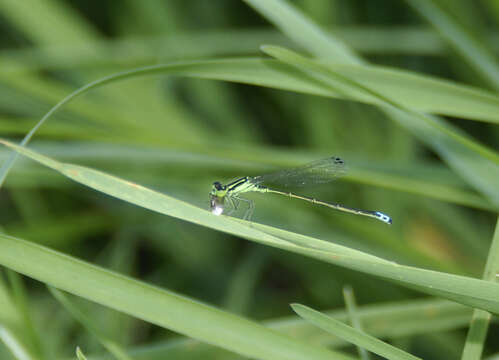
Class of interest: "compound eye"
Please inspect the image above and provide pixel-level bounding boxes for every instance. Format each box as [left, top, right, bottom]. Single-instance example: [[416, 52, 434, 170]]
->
[[213, 181, 224, 191]]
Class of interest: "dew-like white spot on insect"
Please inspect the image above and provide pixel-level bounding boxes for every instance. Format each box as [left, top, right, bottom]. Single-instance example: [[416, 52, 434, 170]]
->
[[211, 205, 224, 216]]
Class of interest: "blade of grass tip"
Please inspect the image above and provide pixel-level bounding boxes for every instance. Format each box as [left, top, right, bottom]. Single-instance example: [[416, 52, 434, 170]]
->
[[461, 216, 499, 360], [76, 347, 88, 360], [243, 0, 361, 64], [260, 45, 499, 206], [291, 304, 422, 360], [343, 286, 370, 360], [405, 0, 499, 91], [48, 287, 132, 360]]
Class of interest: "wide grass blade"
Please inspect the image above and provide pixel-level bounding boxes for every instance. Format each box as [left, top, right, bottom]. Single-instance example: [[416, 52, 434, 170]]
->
[[82, 299, 472, 359], [2, 140, 499, 314], [2, 141, 493, 212], [292, 304, 421, 360], [0, 233, 355, 360]]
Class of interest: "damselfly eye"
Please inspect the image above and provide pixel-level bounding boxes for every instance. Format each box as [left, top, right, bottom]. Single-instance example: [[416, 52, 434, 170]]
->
[[213, 181, 224, 191]]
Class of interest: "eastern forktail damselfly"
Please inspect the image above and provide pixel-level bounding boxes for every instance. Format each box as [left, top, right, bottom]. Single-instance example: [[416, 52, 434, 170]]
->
[[209, 156, 392, 224]]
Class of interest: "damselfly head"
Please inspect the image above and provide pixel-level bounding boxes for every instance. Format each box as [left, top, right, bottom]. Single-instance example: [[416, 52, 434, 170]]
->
[[210, 181, 226, 195], [210, 195, 225, 216]]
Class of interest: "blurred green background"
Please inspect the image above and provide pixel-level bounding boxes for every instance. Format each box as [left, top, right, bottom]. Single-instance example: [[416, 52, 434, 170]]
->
[[0, 0, 498, 359]]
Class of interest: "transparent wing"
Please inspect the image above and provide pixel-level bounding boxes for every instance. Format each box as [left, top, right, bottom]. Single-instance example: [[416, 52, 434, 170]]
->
[[251, 156, 346, 188]]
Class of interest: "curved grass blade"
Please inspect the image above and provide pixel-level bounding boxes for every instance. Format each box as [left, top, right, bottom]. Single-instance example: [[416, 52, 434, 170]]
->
[[260, 45, 499, 207], [2, 139, 499, 314], [2, 56, 499, 189]]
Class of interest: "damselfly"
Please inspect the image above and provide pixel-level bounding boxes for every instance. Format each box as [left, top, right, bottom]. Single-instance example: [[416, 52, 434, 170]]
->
[[209, 156, 392, 224]]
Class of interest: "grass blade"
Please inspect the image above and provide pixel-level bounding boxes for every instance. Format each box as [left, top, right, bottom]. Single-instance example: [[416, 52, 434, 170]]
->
[[0, 276, 37, 360], [406, 0, 499, 91], [292, 303, 422, 360], [343, 286, 370, 360], [49, 287, 132, 360], [3, 56, 499, 188], [243, 0, 360, 63], [2, 139, 499, 314], [461, 217, 499, 360], [259, 45, 499, 206], [2, 141, 493, 212], [0, 233, 354, 360], [244, 0, 499, 205], [76, 347, 88, 360], [82, 299, 472, 359], [0, 326, 36, 360]]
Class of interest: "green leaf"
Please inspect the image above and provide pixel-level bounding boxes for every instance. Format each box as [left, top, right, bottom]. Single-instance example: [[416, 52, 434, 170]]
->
[[292, 303, 422, 360], [2, 139, 499, 315]]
